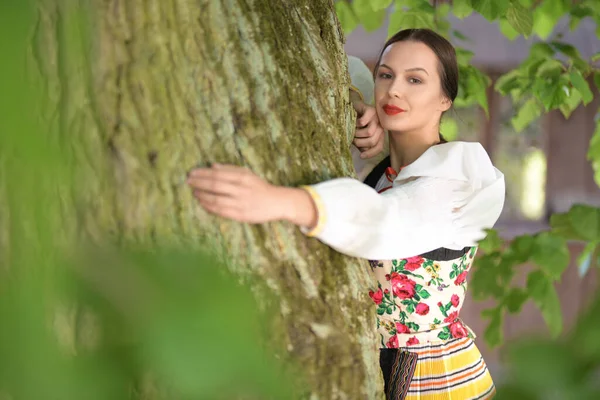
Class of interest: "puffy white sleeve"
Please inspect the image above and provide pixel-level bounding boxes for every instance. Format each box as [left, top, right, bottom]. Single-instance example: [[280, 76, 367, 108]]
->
[[347, 55, 388, 180], [348, 55, 374, 104], [301, 142, 505, 260]]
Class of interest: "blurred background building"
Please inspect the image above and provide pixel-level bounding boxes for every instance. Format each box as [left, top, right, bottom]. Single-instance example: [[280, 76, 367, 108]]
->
[[345, 13, 600, 380]]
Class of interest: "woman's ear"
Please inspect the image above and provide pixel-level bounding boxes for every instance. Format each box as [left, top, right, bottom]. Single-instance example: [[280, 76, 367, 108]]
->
[[440, 97, 452, 112]]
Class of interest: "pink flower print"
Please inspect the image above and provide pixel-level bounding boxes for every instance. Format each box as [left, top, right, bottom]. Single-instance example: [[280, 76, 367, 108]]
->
[[389, 272, 417, 300], [404, 256, 424, 271], [454, 271, 468, 286], [368, 288, 384, 305], [415, 303, 430, 316], [395, 323, 410, 334], [449, 322, 469, 338], [451, 294, 460, 308], [387, 335, 399, 348], [444, 311, 459, 323], [406, 336, 420, 346]]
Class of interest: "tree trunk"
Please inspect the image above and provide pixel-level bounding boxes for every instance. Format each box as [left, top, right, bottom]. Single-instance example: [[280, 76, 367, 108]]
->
[[32, 0, 382, 398]]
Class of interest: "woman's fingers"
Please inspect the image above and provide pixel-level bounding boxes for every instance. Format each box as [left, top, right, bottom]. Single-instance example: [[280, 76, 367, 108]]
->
[[356, 107, 377, 127], [187, 175, 240, 196], [359, 141, 384, 159]]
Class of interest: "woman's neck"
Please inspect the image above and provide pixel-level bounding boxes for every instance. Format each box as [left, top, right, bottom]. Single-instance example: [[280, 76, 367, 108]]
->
[[388, 128, 441, 172]]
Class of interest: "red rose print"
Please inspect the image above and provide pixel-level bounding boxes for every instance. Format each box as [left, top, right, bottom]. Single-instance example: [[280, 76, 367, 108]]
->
[[437, 301, 443, 308], [444, 311, 459, 323], [387, 335, 399, 348], [384, 289, 390, 295], [415, 303, 430, 316], [369, 288, 383, 305], [451, 294, 460, 308], [395, 323, 410, 334], [454, 271, 468, 286], [449, 322, 469, 338], [404, 256, 424, 271], [406, 336, 420, 346], [389, 272, 417, 299]]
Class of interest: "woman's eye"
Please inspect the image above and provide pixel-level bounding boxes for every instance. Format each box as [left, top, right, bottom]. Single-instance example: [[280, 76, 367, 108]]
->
[[408, 77, 422, 84], [378, 73, 392, 79]]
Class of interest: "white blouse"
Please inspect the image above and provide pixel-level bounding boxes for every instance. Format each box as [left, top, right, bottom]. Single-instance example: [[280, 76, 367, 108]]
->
[[300, 57, 506, 260]]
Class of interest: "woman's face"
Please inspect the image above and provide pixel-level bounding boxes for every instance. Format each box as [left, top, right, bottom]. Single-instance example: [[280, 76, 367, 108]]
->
[[374, 41, 451, 134]]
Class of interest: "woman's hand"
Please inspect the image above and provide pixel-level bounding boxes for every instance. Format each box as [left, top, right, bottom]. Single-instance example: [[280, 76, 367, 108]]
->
[[187, 164, 318, 228], [351, 95, 385, 159]]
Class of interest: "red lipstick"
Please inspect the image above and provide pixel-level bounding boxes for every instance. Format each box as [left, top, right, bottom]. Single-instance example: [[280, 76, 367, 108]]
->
[[383, 104, 405, 115]]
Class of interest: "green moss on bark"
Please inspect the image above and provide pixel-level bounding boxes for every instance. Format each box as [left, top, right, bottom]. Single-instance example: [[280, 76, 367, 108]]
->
[[32, 0, 384, 398]]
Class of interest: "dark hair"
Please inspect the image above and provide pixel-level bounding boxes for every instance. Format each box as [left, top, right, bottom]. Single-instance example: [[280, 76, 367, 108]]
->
[[374, 28, 458, 143]]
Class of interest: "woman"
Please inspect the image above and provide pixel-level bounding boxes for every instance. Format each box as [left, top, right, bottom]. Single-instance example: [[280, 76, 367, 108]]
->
[[187, 29, 504, 400]]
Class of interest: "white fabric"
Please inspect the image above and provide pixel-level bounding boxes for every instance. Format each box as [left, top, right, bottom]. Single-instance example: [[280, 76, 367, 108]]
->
[[348, 55, 374, 103], [305, 141, 505, 260], [347, 55, 389, 181]]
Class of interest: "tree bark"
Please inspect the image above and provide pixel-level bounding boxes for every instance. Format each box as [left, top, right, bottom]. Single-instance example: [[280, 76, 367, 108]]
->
[[32, 0, 383, 398]]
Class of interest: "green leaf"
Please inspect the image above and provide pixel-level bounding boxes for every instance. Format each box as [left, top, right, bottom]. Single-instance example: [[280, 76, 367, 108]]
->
[[456, 48, 475, 64], [508, 234, 535, 263], [529, 42, 556, 59], [482, 306, 504, 347], [452, 0, 473, 19], [419, 290, 431, 299], [592, 52, 600, 63], [526, 270, 563, 337], [478, 229, 502, 253], [388, 9, 435, 36], [469, 0, 509, 20], [569, 4, 594, 31], [353, 0, 387, 31], [567, 204, 600, 241], [335, 1, 359, 34], [550, 211, 587, 241], [506, 0, 533, 36], [370, 0, 393, 11], [533, 75, 569, 112], [559, 88, 581, 119], [405, 0, 435, 13], [452, 29, 470, 42], [377, 306, 386, 315], [532, 0, 568, 40], [504, 288, 529, 313], [531, 232, 569, 280], [588, 117, 600, 187], [499, 18, 520, 41], [595, 72, 600, 92], [570, 70, 594, 105], [440, 117, 458, 141], [495, 70, 523, 95], [465, 67, 491, 115], [576, 241, 597, 277], [536, 59, 564, 78], [551, 41, 590, 72], [511, 97, 542, 132], [436, 3, 451, 19]]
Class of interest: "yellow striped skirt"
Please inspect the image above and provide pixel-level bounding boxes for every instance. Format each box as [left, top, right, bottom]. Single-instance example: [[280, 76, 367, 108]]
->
[[381, 337, 495, 399]]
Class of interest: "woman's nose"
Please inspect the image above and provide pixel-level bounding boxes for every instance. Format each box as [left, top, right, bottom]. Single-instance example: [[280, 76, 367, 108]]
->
[[387, 79, 403, 98]]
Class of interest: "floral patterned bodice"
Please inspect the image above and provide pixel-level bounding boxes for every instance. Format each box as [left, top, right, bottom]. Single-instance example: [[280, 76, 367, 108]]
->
[[368, 247, 478, 348]]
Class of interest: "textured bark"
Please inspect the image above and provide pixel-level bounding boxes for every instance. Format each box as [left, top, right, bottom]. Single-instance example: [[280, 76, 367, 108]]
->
[[32, 0, 383, 398]]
